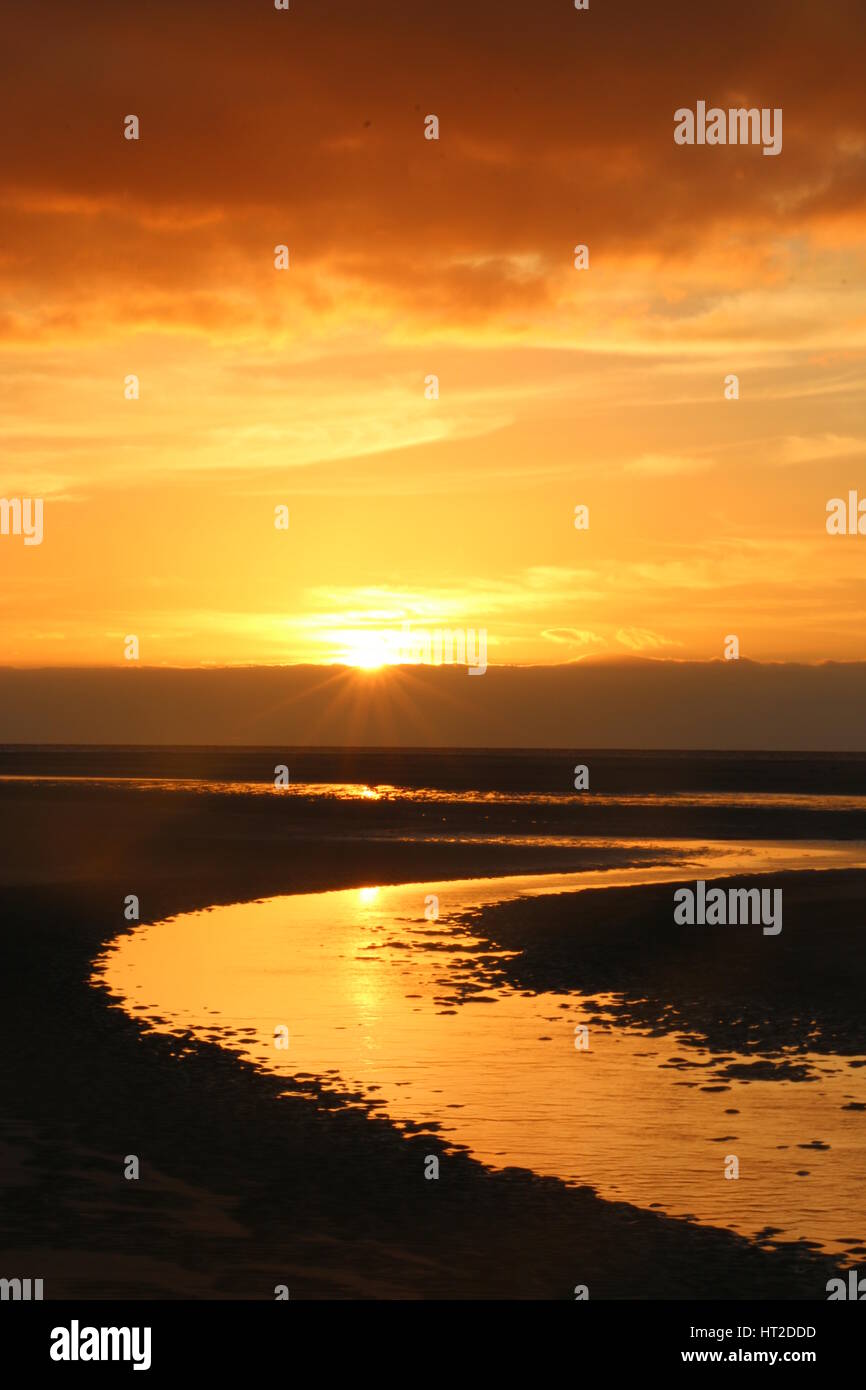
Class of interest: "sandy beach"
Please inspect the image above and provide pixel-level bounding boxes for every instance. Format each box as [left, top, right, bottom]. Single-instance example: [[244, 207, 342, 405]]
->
[[1, 768, 864, 1298]]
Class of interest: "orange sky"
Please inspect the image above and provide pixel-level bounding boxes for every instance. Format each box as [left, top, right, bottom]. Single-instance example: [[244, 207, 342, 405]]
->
[[1, 0, 865, 668]]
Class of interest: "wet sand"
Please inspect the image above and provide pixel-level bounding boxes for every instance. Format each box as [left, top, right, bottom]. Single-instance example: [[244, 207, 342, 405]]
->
[[96, 849, 866, 1259], [1, 775, 864, 1298]]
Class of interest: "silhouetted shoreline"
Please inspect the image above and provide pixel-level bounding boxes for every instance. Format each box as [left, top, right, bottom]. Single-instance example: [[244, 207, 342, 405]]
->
[[5, 744, 866, 795], [0, 767, 863, 1297]]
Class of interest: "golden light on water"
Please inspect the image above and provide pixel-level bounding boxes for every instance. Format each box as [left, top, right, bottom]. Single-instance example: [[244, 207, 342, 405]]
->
[[95, 845, 866, 1262]]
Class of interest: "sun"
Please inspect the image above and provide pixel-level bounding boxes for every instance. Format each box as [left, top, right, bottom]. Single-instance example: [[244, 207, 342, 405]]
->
[[340, 631, 391, 669]]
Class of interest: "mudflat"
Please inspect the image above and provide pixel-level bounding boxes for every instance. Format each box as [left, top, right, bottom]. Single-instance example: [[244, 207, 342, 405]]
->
[[1, 774, 863, 1298]]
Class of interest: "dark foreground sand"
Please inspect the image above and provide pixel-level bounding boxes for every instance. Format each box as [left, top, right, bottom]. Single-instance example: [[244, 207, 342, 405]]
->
[[1, 779, 863, 1298], [465, 871, 866, 1060]]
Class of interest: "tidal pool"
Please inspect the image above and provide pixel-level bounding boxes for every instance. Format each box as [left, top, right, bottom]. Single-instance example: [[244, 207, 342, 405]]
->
[[94, 839, 866, 1260]]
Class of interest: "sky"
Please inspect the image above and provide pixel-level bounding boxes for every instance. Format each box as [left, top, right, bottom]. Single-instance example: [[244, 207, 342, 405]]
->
[[1, 0, 865, 672]]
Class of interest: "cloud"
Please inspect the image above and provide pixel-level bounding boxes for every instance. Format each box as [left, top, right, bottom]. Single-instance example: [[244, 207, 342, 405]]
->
[[773, 434, 866, 466], [3, 0, 866, 671], [0, 1, 864, 345], [615, 627, 683, 652], [542, 627, 604, 648], [5, 659, 866, 748]]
